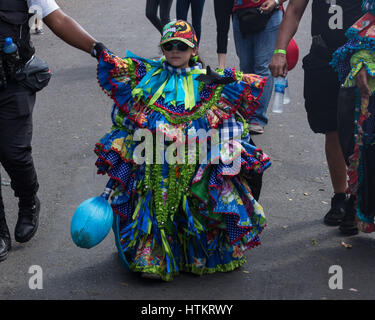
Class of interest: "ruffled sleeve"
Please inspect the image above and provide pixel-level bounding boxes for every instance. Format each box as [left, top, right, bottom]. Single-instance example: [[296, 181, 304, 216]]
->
[[331, 11, 375, 82], [215, 69, 266, 124], [97, 51, 152, 113], [239, 73, 266, 120], [342, 49, 375, 92]]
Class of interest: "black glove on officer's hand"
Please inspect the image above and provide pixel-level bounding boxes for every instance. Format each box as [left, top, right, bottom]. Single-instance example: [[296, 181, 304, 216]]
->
[[91, 42, 108, 60]]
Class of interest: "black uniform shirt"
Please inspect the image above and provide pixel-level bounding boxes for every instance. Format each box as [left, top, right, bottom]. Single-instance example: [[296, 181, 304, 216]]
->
[[311, 0, 363, 50]]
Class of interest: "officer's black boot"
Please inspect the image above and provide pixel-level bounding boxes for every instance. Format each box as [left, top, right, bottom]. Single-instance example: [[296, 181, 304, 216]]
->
[[339, 195, 359, 236], [323, 193, 346, 226], [0, 218, 11, 262], [15, 195, 40, 243]]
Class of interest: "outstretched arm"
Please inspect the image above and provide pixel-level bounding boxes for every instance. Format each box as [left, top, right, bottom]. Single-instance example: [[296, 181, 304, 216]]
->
[[269, 0, 308, 77], [43, 9, 104, 58]]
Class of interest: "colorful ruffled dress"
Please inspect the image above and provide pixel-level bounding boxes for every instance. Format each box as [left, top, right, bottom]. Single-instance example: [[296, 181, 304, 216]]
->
[[331, 0, 375, 233], [95, 50, 270, 281]]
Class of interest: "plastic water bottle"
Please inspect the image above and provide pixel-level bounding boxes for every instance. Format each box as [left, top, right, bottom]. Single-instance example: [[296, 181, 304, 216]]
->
[[283, 75, 291, 105], [3, 37, 20, 77], [272, 76, 286, 113], [3, 37, 19, 55]]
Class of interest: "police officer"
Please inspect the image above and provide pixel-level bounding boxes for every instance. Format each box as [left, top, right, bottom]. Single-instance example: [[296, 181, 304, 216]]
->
[[0, 0, 107, 261], [269, 0, 363, 235]]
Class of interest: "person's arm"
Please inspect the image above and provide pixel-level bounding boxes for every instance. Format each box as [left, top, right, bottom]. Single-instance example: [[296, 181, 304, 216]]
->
[[269, 0, 309, 77], [43, 9, 105, 58]]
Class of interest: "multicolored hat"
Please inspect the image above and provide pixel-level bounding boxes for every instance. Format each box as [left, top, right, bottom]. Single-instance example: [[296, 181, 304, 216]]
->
[[160, 20, 198, 48]]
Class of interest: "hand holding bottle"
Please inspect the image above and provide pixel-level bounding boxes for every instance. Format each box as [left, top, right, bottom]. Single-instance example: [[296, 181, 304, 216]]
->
[[272, 76, 287, 113]]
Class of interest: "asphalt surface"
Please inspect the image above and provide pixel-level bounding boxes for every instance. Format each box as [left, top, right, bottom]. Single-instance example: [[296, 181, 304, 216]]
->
[[1, 0, 375, 301]]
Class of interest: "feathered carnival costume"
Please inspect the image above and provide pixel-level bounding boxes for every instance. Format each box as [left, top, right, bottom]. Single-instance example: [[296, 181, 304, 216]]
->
[[331, 0, 375, 233], [77, 20, 271, 281]]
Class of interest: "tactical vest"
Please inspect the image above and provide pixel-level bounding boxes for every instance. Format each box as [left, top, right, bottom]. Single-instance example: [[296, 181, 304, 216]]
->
[[0, 0, 35, 63]]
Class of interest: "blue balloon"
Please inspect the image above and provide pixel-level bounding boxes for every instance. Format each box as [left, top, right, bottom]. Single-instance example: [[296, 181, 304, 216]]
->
[[71, 196, 113, 249]]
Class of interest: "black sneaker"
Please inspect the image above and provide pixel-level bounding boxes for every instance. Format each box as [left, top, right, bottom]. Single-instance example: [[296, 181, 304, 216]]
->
[[15, 195, 40, 243], [323, 193, 346, 226], [0, 219, 11, 262], [339, 195, 359, 236]]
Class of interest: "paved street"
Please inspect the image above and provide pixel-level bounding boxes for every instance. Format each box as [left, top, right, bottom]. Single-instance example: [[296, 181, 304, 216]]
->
[[1, 0, 375, 300]]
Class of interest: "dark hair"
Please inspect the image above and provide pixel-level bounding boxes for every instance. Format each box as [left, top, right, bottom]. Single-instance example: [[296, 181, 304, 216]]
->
[[189, 52, 205, 68]]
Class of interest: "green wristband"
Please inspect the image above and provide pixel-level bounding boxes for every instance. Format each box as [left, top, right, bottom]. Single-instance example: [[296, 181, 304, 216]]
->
[[274, 49, 287, 55]]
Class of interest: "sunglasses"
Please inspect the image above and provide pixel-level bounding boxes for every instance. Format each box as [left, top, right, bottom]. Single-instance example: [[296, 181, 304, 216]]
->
[[162, 41, 190, 52]]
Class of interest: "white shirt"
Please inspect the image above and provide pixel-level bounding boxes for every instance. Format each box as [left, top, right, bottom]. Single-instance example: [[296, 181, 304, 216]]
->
[[27, 0, 60, 18]]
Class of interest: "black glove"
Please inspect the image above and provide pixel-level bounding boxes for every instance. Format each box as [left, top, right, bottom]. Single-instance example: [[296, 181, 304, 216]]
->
[[91, 42, 108, 60], [196, 66, 236, 85]]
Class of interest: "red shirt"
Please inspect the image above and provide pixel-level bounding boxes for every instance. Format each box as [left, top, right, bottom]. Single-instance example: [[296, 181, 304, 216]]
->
[[233, 0, 266, 11]]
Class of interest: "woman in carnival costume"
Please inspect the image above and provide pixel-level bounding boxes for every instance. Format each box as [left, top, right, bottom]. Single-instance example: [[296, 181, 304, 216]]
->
[[331, 0, 375, 234], [93, 20, 270, 281]]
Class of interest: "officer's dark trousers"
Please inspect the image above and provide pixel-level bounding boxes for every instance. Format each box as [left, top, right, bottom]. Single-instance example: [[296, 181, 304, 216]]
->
[[0, 81, 39, 218]]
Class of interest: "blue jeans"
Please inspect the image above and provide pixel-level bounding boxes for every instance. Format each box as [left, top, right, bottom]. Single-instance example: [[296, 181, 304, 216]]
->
[[233, 10, 282, 127]]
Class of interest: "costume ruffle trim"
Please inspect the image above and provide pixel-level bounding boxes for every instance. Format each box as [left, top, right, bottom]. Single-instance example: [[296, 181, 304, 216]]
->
[[356, 219, 375, 233], [191, 163, 267, 246], [94, 134, 269, 249], [129, 258, 246, 282], [331, 12, 375, 81], [331, 40, 375, 82], [97, 51, 266, 128], [344, 91, 375, 234]]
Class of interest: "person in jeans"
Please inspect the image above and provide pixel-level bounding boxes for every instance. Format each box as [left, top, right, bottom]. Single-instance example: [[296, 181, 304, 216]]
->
[[214, 0, 234, 69], [232, 0, 287, 134], [145, 0, 173, 35], [176, 0, 205, 44]]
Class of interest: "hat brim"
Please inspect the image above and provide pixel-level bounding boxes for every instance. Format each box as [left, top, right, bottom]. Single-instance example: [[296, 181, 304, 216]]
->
[[160, 38, 196, 49]]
